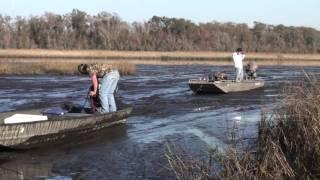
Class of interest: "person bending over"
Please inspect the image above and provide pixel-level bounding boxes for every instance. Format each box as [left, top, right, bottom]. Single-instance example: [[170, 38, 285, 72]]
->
[[78, 63, 120, 113], [245, 62, 258, 80]]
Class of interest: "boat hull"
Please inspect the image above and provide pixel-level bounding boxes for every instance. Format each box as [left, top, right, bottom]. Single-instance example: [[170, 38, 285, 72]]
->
[[189, 79, 264, 94], [0, 107, 132, 149]]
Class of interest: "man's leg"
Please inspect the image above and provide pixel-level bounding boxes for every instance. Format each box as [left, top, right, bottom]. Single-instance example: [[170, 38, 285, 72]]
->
[[99, 75, 111, 113], [107, 71, 120, 112], [235, 68, 240, 82], [239, 67, 244, 81]]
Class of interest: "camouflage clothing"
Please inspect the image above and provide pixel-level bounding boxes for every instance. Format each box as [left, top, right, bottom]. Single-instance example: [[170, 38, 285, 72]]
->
[[87, 64, 113, 78], [207, 72, 228, 82], [245, 62, 258, 79]]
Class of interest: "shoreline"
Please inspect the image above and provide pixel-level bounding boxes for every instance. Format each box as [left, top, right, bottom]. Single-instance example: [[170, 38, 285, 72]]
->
[[2, 58, 320, 67], [0, 49, 320, 61], [1, 49, 320, 75]]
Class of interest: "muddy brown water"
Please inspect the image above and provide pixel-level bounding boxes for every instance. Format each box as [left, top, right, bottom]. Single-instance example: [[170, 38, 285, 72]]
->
[[0, 64, 319, 179]]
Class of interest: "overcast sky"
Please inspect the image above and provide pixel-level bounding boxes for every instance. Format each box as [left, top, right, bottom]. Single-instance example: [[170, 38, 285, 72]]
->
[[1, 0, 319, 30]]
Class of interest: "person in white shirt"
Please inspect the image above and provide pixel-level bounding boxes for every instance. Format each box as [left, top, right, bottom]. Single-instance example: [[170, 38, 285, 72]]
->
[[232, 48, 245, 82]]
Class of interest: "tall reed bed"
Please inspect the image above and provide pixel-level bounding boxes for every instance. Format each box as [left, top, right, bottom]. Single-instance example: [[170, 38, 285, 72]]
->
[[0, 60, 136, 75], [1, 49, 320, 62], [166, 75, 320, 179]]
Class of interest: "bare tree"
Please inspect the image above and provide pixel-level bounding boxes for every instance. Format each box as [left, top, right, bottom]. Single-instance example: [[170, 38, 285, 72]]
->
[[0, 11, 319, 53]]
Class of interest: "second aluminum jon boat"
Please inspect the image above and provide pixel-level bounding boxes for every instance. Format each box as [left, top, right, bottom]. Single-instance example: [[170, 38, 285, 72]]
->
[[188, 79, 264, 94], [0, 105, 132, 149]]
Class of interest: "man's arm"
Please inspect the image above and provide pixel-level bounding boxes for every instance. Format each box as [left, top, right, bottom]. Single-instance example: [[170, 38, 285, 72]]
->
[[90, 73, 98, 97], [232, 53, 237, 64]]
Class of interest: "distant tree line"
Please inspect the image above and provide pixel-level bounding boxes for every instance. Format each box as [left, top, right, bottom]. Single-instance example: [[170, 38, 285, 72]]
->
[[0, 9, 320, 53]]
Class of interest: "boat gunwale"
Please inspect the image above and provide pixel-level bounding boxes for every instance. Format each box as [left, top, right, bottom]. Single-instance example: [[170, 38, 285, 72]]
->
[[0, 107, 133, 127], [188, 79, 265, 94], [188, 79, 265, 84]]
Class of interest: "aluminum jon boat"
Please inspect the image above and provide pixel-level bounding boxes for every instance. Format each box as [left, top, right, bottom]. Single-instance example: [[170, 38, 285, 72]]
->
[[0, 106, 132, 149], [188, 79, 265, 94]]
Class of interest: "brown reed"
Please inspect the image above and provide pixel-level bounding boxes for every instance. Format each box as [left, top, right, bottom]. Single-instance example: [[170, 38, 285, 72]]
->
[[166, 75, 320, 179], [0, 49, 320, 63], [0, 60, 136, 75]]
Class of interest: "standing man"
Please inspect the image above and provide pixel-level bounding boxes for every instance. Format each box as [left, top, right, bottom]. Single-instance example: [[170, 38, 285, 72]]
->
[[233, 48, 245, 82], [78, 63, 120, 113]]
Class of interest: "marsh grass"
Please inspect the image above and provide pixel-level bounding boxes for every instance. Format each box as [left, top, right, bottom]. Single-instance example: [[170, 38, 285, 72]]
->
[[165, 142, 217, 180], [166, 74, 320, 179], [0, 60, 136, 75], [0, 49, 320, 65]]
